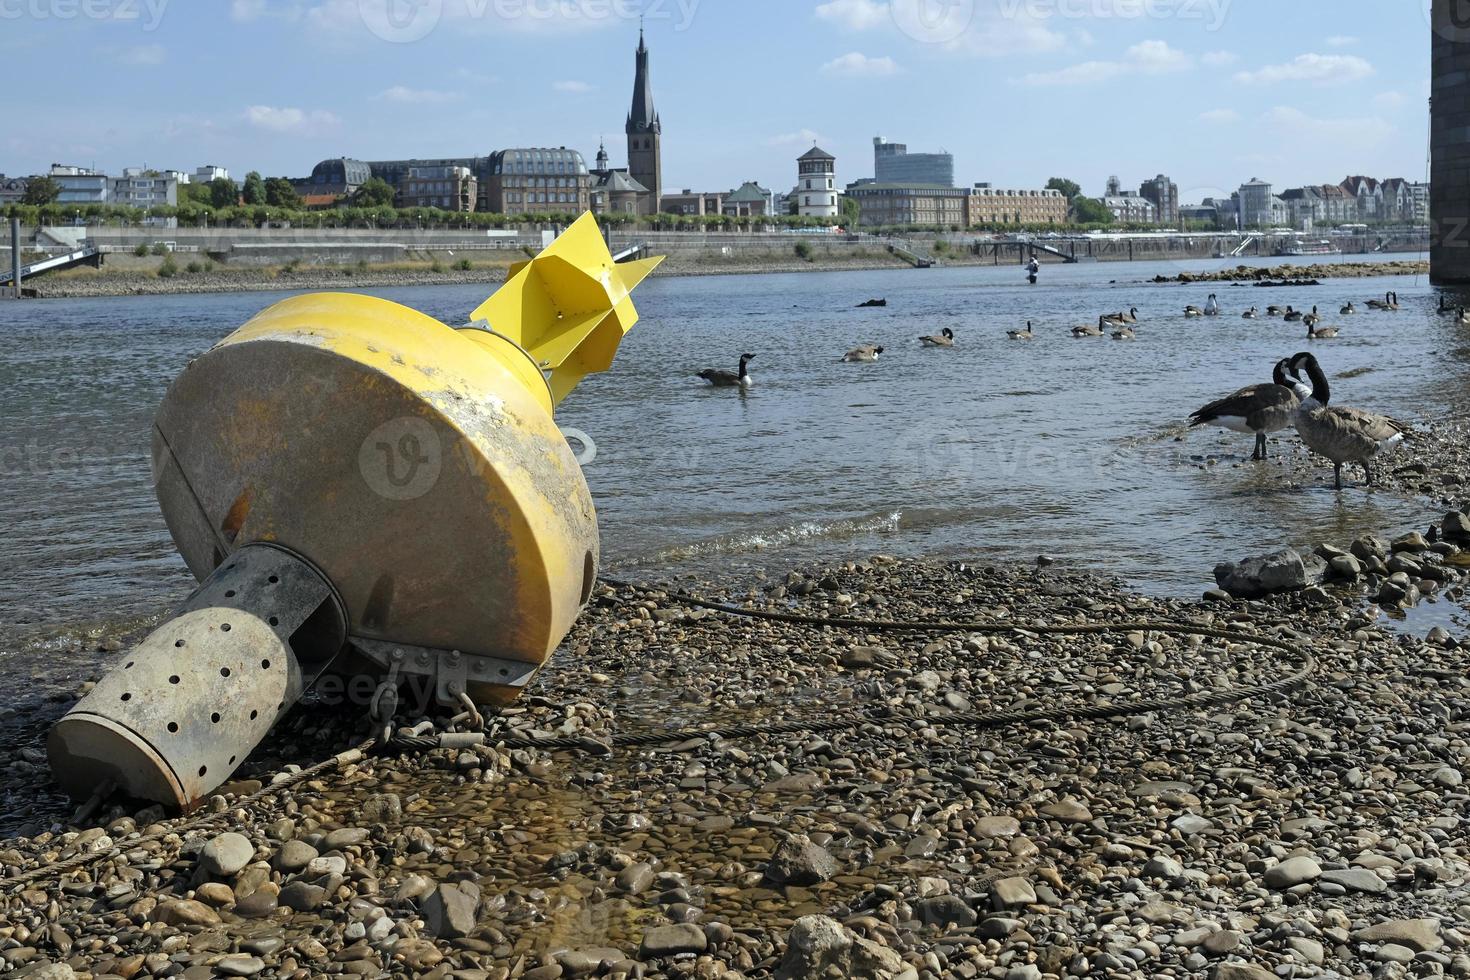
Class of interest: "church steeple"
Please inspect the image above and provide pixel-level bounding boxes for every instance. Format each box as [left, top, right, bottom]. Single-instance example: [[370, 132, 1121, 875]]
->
[[626, 24, 659, 136]]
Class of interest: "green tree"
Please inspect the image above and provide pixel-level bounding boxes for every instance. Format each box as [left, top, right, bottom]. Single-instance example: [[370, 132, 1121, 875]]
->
[[209, 177, 240, 209], [1046, 177, 1082, 201], [1071, 196, 1113, 225], [242, 171, 266, 206], [840, 196, 860, 228], [353, 178, 397, 208], [264, 177, 301, 208], [23, 176, 60, 205]]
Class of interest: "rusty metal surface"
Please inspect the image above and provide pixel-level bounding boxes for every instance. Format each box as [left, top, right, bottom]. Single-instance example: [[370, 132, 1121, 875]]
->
[[48, 545, 344, 807]]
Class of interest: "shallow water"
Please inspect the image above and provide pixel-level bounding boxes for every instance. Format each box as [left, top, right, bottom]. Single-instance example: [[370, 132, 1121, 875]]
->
[[0, 253, 1462, 668]]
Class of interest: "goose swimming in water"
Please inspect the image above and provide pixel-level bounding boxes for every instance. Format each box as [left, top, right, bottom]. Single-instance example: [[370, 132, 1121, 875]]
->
[[842, 344, 884, 363], [1341, 301, 1356, 315], [1102, 307, 1139, 325], [697, 353, 755, 388], [1184, 305, 1205, 318], [1111, 324, 1136, 340], [1459, 307, 1470, 326], [1007, 321, 1035, 340], [919, 327, 955, 347], [1283, 306, 1302, 322], [1266, 305, 1285, 317], [1072, 316, 1107, 337], [1366, 291, 1399, 311], [1204, 294, 1220, 316], [1188, 357, 1300, 461], [1307, 321, 1339, 340], [1286, 352, 1409, 489], [1242, 306, 1259, 319], [1302, 305, 1321, 328]]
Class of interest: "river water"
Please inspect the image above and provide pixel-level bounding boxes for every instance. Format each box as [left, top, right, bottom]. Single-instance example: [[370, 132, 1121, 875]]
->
[[0, 253, 1461, 674]]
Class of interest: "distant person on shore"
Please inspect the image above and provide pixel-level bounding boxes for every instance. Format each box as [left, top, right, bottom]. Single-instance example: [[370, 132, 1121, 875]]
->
[[1027, 257, 1040, 284]]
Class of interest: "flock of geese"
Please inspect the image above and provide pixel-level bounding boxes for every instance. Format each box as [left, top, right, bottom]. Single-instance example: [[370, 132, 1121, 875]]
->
[[694, 288, 1432, 490]]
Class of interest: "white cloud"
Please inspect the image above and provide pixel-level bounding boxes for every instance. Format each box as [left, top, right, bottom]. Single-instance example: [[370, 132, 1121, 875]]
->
[[768, 128, 830, 146], [1199, 108, 1240, 124], [119, 43, 165, 66], [1234, 54, 1374, 86], [244, 105, 342, 133], [822, 51, 900, 77], [1325, 35, 1358, 47], [1372, 90, 1409, 111], [814, 0, 888, 31], [1201, 50, 1237, 67], [1262, 105, 1394, 146], [553, 80, 595, 93], [229, 0, 268, 21], [376, 85, 461, 104], [1020, 39, 1189, 86]]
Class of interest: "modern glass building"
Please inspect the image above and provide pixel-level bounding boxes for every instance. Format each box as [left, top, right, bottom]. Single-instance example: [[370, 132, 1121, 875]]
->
[[873, 137, 954, 188]]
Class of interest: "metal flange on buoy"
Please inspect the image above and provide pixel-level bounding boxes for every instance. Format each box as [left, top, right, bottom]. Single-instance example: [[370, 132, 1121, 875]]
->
[[48, 213, 663, 809]]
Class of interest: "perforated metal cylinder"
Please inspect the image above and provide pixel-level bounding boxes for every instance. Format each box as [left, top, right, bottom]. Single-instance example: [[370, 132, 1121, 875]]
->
[[48, 544, 345, 809]]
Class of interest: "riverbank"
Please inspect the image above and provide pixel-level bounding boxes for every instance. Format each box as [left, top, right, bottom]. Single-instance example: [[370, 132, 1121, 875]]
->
[[0, 553, 1465, 979], [18, 253, 1431, 299]]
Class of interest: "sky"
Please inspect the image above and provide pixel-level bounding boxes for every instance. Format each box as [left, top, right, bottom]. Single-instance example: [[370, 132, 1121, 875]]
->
[[0, 0, 1433, 203]]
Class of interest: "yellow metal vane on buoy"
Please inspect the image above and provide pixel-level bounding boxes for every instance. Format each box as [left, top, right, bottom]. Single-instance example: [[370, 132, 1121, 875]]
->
[[48, 213, 662, 809]]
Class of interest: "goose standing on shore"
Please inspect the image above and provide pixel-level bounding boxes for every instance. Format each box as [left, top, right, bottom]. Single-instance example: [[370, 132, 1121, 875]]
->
[[842, 344, 884, 363], [697, 353, 755, 389], [1242, 306, 1259, 319], [1286, 352, 1409, 489], [1007, 321, 1035, 340], [919, 327, 955, 347], [1189, 358, 1300, 461], [1072, 316, 1107, 337]]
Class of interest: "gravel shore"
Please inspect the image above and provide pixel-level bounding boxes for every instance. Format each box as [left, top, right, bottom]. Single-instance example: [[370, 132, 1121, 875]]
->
[[1, 552, 1466, 979], [1161, 261, 1429, 285]]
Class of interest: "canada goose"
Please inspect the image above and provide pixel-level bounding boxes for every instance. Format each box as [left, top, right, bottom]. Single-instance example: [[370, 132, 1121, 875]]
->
[[1184, 305, 1205, 318], [1283, 306, 1302, 322], [1266, 305, 1285, 317], [842, 344, 884, 363], [1072, 316, 1107, 337], [1366, 291, 1399, 311], [1341, 301, 1356, 315], [1007, 321, 1035, 340], [1242, 306, 1258, 319], [1286, 352, 1409, 489], [1188, 357, 1300, 461], [1459, 307, 1470, 326], [698, 353, 755, 388], [1111, 325, 1136, 340], [1385, 291, 1400, 310], [1303, 306, 1321, 328], [1307, 322, 1339, 340], [1102, 307, 1139, 325], [1204, 294, 1220, 316], [919, 327, 955, 347]]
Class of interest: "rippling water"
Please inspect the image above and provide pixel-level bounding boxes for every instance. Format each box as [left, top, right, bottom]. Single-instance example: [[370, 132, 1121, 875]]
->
[[1, 253, 1461, 666]]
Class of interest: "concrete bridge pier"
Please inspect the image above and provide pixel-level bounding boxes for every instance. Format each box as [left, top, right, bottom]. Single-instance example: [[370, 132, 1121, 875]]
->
[[1433, 0, 1470, 283]]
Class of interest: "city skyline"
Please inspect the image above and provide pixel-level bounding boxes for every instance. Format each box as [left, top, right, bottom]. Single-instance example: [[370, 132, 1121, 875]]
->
[[2, 0, 1430, 199]]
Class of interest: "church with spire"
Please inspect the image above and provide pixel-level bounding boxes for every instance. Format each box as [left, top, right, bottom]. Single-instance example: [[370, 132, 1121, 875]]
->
[[590, 27, 662, 216]]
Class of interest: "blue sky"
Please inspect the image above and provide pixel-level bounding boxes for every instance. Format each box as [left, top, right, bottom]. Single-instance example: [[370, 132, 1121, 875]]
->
[[1, 0, 1431, 202]]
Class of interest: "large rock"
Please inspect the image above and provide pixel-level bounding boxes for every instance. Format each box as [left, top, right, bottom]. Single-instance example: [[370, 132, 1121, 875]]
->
[[764, 835, 839, 886], [199, 833, 255, 877], [1353, 918, 1444, 953], [1214, 549, 1325, 599], [775, 915, 852, 980], [1263, 856, 1321, 889], [913, 895, 977, 927], [639, 923, 707, 959], [421, 882, 480, 939], [1212, 965, 1275, 980], [1443, 510, 1470, 542]]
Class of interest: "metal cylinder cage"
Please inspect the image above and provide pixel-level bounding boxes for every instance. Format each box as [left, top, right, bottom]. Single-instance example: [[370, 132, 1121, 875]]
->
[[48, 544, 346, 808]]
